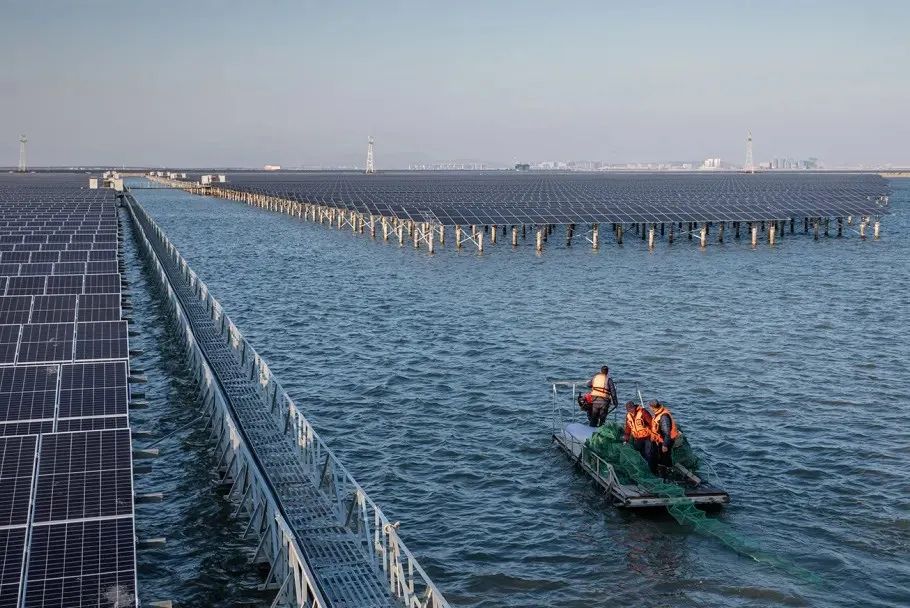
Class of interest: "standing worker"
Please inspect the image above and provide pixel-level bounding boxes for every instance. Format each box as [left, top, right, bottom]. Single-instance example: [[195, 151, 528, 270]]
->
[[586, 365, 617, 427], [649, 399, 680, 477], [623, 400, 654, 467]]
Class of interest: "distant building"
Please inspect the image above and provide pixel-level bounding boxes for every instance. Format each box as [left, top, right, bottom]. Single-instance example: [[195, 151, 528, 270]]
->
[[701, 158, 722, 170], [514, 163, 530, 171], [263, 165, 281, 171]]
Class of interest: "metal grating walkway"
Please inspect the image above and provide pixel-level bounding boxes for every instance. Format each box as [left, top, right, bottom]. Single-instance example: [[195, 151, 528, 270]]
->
[[130, 203, 398, 607]]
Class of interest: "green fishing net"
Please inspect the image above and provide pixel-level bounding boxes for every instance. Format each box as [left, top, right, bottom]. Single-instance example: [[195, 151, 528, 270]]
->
[[584, 423, 819, 582]]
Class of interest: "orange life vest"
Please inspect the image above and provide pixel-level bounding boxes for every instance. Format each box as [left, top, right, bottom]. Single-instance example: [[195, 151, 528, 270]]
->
[[650, 406, 679, 444], [626, 407, 651, 440], [591, 373, 609, 398]]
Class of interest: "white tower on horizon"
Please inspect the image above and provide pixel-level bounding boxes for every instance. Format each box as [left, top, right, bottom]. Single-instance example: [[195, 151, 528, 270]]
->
[[18, 135, 27, 172], [745, 130, 754, 174], [365, 136, 375, 174]]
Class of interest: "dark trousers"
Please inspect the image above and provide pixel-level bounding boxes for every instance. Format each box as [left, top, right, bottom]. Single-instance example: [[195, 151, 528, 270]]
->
[[632, 437, 654, 467], [587, 397, 608, 427], [655, 441, 674, 475]]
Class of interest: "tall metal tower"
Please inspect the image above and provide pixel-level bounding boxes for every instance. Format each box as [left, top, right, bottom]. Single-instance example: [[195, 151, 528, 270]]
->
[[745, 130, 754, 174], [365, 136, 375, 174], [18, 135, 27, 173]]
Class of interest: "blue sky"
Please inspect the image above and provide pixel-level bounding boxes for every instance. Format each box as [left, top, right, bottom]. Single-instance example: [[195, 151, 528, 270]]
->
[[1, 1, 908, 167]]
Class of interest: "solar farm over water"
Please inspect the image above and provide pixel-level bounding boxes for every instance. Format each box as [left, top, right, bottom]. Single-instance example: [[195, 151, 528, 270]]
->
[[0, 174, 134, 607], [193, 171, 890, 225], [0, 170, 906, 608]]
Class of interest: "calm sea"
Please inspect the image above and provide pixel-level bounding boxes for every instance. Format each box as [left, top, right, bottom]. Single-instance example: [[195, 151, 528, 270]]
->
[[128, 178, 909, 607]]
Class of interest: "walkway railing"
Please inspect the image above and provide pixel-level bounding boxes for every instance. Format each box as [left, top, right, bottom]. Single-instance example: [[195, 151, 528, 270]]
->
[[126, 192, 449, 608]]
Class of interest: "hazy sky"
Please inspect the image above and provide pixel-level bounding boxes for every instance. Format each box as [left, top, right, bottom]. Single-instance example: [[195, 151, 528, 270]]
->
[[2, 1, 908, 168]]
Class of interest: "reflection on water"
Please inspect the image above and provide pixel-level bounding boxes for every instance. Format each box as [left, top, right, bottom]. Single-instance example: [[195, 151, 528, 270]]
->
[[130, 180, 910, 607]]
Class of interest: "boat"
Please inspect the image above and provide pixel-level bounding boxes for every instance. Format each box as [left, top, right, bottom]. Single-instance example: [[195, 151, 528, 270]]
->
[[550, 381, 730, 509]]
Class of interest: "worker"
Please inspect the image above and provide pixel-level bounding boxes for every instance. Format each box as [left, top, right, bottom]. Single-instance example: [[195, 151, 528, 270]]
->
[[623, 400, 653, 465], [649, 399, 680, 477], [585, 365, 617, 427]]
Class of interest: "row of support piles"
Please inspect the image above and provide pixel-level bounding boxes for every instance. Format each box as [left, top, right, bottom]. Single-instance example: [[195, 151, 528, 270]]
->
[[182, 184, 882, 254]]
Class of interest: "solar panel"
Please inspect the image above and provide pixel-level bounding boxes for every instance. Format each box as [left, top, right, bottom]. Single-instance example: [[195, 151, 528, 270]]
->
[[54, 416, 128, 433], [6, 277, 46, 297], [17, 324, 74, 364], [45, 276, 82, 295], [58, 363, 127, 419], [29, 296, 77, 324], [0, 296, 32, 325], [33, 429, 133, 523], [0, 421, 53, 437], [82, 274, 120, 295], [74, 322, 127, 362], [23, 518, 136, 607], [85, 262, 118, 275], [0, 326, 20, 365], [0, 366, 58, 424], [0, 527, 26, 607], [0, 435, 38, 527], [76, 295, 120, 322]]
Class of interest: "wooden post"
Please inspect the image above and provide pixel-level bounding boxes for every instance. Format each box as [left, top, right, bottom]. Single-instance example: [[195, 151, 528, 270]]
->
[[592, 224, 599, 250], [668, 223, 674, 244], [735, 222, 740, 239], [847, 215, 853, 225], [522, 225, 526, 240], [413, 223, 420, 248], [641, 223, 646, 240], [647, 225, 655, 249], [566, 224, 574, 246], [438, 225, 445, 245], [718, 222, 724, 243], [688, 222, 693, 240], [428, 226, 435, 254], [512, 226, 518, 247], [491, 225, 497, 245], [751, 224, 758, 247], [837, 217, 843, 237], [617, 224, 623, 244], [859, 221, 866, 240], [699, 224, 706, 248], [769, 222, 776, 245], [536, 227, 543, 253], [660, 222, 665, 236], [790, 218, 795, 234], [382, 217, 389, 241], [873, 221, 880, 239], [455, 226, 463, 249], [804, 217, 809, 234], [814, 220, 820, 240], [824, 218, 829, 237], [478, 231, 484, 253], [398, 223, 405, 247]]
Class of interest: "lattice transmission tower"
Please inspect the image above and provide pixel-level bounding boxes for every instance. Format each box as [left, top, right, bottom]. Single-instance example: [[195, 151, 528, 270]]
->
[[365, 136, 375, 174], [18, 135, 27, 172], [745, 130, 754, 174]]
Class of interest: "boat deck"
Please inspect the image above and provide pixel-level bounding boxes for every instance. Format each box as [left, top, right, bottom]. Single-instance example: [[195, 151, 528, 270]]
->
[[554, 423, 730, 508]]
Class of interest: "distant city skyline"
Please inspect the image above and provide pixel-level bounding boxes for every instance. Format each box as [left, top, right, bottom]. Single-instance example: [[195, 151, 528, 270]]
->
[[2, 1, 908, 168]]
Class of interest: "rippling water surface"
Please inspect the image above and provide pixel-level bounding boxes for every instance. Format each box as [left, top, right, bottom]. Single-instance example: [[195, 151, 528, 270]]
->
[[129, 180, 909, 607]]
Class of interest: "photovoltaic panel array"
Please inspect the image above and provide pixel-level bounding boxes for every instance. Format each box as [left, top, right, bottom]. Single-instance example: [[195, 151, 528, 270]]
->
[[0, 173, 136, 608], [217, 171, 891, 225]]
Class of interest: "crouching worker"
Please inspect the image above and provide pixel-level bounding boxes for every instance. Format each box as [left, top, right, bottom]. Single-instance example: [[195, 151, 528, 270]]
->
[[623, 400, 654, 466], [577, 392, 605, 427], [649, 400, 680, 477]]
